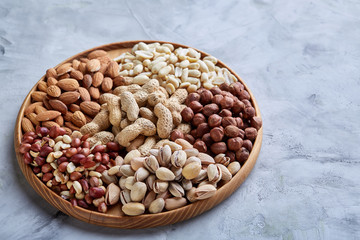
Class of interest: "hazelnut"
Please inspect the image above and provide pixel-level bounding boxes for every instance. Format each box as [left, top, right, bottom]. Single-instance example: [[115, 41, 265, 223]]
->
[[202, 103, 219, 117], [229, 82, 244, 96], [190, 129, 197, 137], [236, 147, 249, 163], [210, 142, 227, 155], [208, 114, 222, 127], [181, 107, 194, 122], [222, 117, 237, 127], [192, 113, 206, 127], [220, 96, 234, 109], [186, 92, 201, 105], [225, 151, 236, 162], [241, 99, 252, 107], [238, 90, 250, 100], [184, 134, 195, 144], [202, 133, 213, 147], [219, 83, 230, 92], [244, 106, 255, 119], [232, 100, 245, 114], [194, 140, 207, 153], [245, 127, 257, 140], [199, 89, 213, 105], [189, 101, 203, 113], [243, 120, 251, 129], [251, 116, 262, 130], [210, 127, 224, 142], [170, 130, 184, 141], [210, 87, 221, 95], [235, 117, 244, 129], [227, 137, 243, 151], [242, 139, 253, 151], [219, 109, 232, 117], [212, 95, 224, 105], [196, 123, 210, 138], [224, 125, 241, 138]]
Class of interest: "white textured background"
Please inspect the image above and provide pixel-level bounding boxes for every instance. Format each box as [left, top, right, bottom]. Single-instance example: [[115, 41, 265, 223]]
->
[[0, 0, 359, 239]]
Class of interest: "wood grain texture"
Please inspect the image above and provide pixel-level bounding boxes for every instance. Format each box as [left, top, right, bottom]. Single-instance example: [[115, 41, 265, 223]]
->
[[14, 40, 263, 228]]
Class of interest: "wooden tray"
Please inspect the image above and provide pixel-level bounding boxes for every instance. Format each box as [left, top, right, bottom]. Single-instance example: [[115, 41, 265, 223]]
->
[[14, 40, 263, 228]]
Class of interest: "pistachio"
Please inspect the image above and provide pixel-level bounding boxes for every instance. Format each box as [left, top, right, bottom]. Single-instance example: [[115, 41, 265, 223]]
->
[[185, 156, 201, 166], [192, 169, 208, 183], [119, 176, 127, 189], [134, 167, 150, 182], [182, 179, 193, 191], [149, 149, 159, 157], [101, 170, 117, 185], [156, 167, 176, 181], [171, 166, 183, 181], [125, 176, 136, 190], [182, 162, 201, 180], [144, 155, 159, 173], [198, 180, 217, 188], [216, 163, 232, 181], [120, 189, 131, 205], [156, 190, 171, 200], [131, 157, 145, 171], [171, 150, 187, 168], [214, 153, 230, 166], [124, 149, 141, 164], [122, 203, 145, 216], [143, 191, 156, 208], [207, 164, 222, 183], [120, 164, 135, 177], [105, 183, 120, 205], [165, 197, 187, 211], [130, 182, 147, 202], [153, 180, 169, 193], [227, 161, 241, 175], [198, 153, 215, 165], [184, 148, 199, 158], [166, 142, 182, 152], [195, 184, 217, 200], [146, 174, 156, 191], [174, 139, 193, 150], [169, 182, 185, 197], [108, 166, 121, 176], [115, 156, 124, 166], [158, 145, 172, 166], [149, 198, 165, 214]]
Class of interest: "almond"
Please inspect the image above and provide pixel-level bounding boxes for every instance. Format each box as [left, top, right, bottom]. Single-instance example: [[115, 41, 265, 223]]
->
[[88, 50, 107, 59], [65, 121, 80, 131], [57, 78, 80, 91], [78, 87, 91, 101], [87, 59, 101, 72], [42, 121, 60, 128], [31, 91, 47, 102], [106, 61, 119, 78], [21, 117, 35, 132], [80, 57, 90, 63], [26, 112, 39, 126], [37, 81, 48, 92], [25, 102, 43, 115], [35, 105, 47, 114], [49, 99, 68, 114], [79, 62, 87, 74], [47, 77, 58, 86], [36, 110, 62, 121], [57, 63, 73, 76], [89, 87, 100, 100], [64, 111, 73, 122], [55, 115, 64, 126], [80, 101, 100, 117], [102, 77, 113, 92], [98, 56, 111, 74], [58, 91, 80, 105], [63, 127, 73, 135], [83, 74, 92, 89], [47, 85, 61, 97], [69, 104, 80, 113], [46, 68, 57, 79], [71, 111, 87, 127], [70, 70, 84, 81], [72, 59, 80, 70], [43, 98, 52, 110], [92, 72, 104, 87], [59, 73, 70, 80]]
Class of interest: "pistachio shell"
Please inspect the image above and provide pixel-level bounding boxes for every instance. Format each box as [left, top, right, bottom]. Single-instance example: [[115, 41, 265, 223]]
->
[[122, 203, 145, 216]]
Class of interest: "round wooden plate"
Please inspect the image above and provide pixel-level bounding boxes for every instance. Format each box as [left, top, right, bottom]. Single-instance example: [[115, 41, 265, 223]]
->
[[14, 40, 263, 228]]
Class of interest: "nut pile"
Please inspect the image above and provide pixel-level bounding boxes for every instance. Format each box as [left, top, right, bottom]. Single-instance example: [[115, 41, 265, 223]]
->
[[19, 42, 262, 216]]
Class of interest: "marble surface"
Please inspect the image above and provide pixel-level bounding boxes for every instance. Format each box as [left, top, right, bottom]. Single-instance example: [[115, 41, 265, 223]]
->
[[0, 0, 359, 239]]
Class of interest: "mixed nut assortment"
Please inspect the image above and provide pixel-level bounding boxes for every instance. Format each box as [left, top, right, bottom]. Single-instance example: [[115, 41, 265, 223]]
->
[[19, 42, 262, 216]]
